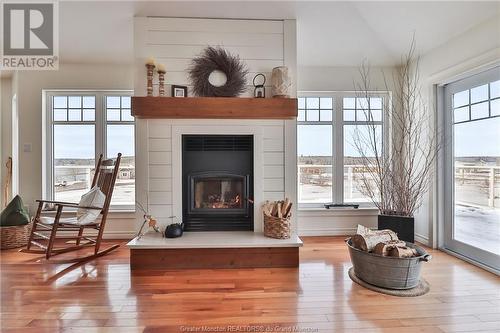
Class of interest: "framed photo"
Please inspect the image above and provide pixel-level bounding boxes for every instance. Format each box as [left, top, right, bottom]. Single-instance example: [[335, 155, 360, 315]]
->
[[172, 85, 188, 98]]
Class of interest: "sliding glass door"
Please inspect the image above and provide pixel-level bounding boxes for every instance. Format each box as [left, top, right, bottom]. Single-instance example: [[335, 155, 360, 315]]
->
[[443, 67, 500, 271]]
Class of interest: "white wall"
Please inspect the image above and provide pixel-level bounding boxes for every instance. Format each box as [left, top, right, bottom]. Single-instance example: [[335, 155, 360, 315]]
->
[[416, 15, 500, 246], [133, 17, 297, 233], [134, 17, 288, 97], [14, 63, 134, 237], [1, 77, 13, 207], [298, 66, 395, 92], [137, 119, 289, 232]]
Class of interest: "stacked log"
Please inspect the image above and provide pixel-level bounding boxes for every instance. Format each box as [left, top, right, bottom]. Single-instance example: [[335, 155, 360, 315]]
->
[[352, 224, 417, 258], [352, 229, 398, 252], [388, 245, 418, 258], [263, 198, 292, 219], [373, 240, 406, 256]]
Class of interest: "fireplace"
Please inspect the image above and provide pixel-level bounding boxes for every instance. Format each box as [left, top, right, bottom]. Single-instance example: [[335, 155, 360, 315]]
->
[[182, 135, 254, 231]]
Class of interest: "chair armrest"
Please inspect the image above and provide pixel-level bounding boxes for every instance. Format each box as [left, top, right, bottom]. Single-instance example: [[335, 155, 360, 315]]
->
[[56, 203, 103, 210], [37, 200, 102, 210], [36, 199, 79, 205]]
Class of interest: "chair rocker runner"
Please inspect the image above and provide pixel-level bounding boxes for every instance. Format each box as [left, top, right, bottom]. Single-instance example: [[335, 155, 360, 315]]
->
[[21, 153, 122, 263]]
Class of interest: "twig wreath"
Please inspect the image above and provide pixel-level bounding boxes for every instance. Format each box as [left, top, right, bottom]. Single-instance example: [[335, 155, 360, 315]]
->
[[188, 46, 248, 97]]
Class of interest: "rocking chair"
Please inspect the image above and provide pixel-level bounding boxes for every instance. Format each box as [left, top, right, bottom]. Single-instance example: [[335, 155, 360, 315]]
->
[[21, 153, 122, 263]]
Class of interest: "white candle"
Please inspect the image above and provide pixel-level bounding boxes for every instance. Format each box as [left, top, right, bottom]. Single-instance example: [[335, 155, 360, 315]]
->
[[145, 57, 155, 66], [157, 63, 166, 72]]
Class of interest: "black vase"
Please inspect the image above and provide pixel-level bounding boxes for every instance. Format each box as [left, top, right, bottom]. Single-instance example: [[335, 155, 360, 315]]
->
[[378, 214, 414, 243]]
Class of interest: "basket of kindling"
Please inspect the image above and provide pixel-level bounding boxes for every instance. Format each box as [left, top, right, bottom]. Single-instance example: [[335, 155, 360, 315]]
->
[[263, 198, 293, 239], [1, 223, 33, 250]]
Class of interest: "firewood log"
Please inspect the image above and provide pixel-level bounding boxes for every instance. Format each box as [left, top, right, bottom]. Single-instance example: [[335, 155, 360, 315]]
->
[[277, 202, 282, 218], [281, 198, 291, 216], [263, 199, 293, 219], [373, 240, 406, 256], [352, 229, 399, 252], [263, 201, 271, 216], [271, 202, 279, 216], [388, 246, 418, 258], [284, 202, 292, 218]]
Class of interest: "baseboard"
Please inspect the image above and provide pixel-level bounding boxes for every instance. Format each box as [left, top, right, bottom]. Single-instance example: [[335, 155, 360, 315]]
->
[[415, 233, 430, 246], [300, 229, 432, 246], [299, 228, 357, 236], [440, 247, 499, 276]]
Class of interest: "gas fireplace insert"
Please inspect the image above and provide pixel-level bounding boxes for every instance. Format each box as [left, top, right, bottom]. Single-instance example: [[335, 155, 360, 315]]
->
[[182, 135, 254, 231]]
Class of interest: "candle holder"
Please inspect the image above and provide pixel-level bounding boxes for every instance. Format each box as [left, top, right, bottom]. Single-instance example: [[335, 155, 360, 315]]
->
[[145, 63, 155, 96], [157, 69, 166, 96]]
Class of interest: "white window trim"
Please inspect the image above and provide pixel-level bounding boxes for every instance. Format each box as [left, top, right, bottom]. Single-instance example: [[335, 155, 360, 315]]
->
[[297, 90, 391, 210], [43, 89, 134, 211]]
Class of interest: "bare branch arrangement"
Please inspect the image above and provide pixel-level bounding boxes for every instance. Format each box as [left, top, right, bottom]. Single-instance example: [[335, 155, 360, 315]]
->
[[136, 192, 160, 239], [351, 38, 442, 217]]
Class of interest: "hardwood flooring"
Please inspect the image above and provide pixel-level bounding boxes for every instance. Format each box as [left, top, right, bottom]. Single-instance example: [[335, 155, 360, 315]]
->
[[1, 236, 499, 332]]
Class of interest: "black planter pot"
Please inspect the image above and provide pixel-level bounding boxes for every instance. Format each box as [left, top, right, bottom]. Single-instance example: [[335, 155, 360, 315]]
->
[[378, 214, 414, 243]]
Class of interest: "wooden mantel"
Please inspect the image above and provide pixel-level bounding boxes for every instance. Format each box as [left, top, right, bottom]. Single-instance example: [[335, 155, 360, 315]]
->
[[131, 96, 297, 119]]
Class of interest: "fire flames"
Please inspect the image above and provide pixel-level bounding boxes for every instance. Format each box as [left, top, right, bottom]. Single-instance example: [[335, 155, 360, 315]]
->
[[207, 194, 241, 209]]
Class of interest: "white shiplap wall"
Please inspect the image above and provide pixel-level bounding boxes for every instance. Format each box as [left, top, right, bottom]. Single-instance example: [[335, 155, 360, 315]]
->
[[134, 18, 297, 233], [141, 119, 287, 231], [134, 17, 286, 97]]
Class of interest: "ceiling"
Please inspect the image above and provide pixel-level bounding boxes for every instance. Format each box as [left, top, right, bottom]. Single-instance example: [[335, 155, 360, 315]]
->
[[56, 1, 499, 67]]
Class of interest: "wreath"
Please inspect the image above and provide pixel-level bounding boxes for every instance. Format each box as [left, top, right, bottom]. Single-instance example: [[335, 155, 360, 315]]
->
[[188, 46, 248, 97]]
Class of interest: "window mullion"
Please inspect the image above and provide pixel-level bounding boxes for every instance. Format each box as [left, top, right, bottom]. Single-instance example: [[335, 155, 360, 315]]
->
[[47, 93, 54, 200], [96, 92, 105, 160], [334, 93, 344, 204]]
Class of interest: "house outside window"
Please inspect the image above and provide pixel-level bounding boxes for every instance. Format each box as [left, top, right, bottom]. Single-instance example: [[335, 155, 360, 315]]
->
[[45, 90, 134, 210], [297, 91, 388, 208]]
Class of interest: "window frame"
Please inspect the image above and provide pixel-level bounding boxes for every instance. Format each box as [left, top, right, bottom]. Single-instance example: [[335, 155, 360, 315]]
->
[[297, 91, 390, 209], [44, 90, 134, 211]]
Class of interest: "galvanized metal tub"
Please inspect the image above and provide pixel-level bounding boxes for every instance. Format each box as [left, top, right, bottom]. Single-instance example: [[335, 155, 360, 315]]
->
[[346, 238, 431, 289]]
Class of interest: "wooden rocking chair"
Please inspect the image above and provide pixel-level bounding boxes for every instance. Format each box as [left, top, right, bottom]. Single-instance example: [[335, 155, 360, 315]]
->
[[21, 153, 122, 263]]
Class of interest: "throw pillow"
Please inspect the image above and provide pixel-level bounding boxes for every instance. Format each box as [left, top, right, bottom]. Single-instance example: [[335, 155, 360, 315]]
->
[[77, 186, 105, 225], [0, 195, 30, 227]]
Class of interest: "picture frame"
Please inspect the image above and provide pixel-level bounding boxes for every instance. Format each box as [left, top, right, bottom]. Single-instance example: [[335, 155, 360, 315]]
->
[[172, 85, 188, 98]]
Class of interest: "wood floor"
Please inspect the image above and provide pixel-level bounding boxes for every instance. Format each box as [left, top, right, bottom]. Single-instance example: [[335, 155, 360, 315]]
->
[[1, 236, 499, 333]]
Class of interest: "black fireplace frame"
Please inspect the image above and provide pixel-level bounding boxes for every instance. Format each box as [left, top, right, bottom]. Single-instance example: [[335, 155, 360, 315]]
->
[[182, 134, 254, 231]]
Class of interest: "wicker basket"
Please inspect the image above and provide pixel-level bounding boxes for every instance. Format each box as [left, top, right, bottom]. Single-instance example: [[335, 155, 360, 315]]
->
[[0, 222, 32, 250], [264, 214, 291, 239]]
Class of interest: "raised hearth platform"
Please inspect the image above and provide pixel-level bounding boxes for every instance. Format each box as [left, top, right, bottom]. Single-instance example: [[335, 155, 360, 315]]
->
[[127, 231, 302, 270]]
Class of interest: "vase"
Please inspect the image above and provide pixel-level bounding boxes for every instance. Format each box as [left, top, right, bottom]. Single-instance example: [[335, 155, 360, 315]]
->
[[378, 214, 415, 243], [271, 66, 291, 98]]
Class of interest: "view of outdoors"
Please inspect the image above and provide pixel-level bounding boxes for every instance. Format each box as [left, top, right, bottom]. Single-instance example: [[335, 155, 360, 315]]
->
[[453, 80, 500, 255], [53, 95, 135, 207], [297, 123, 333, 203], [297, 96, 382, 205]]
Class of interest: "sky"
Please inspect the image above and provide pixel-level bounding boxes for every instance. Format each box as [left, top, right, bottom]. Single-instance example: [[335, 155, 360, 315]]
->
[[455, 117, 500, 157], [54, 125, 134, 159], [298, 117, 500, 158], [54, 116, 499, 160]]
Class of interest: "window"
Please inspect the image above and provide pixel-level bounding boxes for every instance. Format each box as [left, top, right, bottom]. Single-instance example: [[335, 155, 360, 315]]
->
[[297, 97, 333, 204], [298, 92, 387, 208], [343, 97, 383, 203], [45, 91, 134, 210]]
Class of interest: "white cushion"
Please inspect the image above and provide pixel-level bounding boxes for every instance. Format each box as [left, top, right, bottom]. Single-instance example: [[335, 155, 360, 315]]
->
[[39, 216, 80, 225], [76, 186, 105, 225]]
